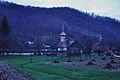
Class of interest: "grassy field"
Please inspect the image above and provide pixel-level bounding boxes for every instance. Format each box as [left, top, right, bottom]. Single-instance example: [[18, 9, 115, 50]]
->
[[0, 56, 120, 80]]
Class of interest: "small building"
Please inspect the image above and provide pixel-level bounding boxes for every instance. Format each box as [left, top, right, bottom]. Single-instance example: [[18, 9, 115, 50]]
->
[[40, 44, 58, 56], [41, 44, 52, 55], [67, 41, 82, 57]]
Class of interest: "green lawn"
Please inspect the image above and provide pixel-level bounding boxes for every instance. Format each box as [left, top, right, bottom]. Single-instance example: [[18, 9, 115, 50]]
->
[[1, 56, 120, 80]]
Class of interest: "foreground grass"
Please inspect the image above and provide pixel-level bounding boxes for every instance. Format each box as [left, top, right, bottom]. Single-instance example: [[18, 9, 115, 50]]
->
[[1, 56, 120, 80]]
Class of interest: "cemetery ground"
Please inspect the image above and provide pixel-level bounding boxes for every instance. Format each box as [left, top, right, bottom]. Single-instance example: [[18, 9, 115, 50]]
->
[[0, 55, 120, 80]]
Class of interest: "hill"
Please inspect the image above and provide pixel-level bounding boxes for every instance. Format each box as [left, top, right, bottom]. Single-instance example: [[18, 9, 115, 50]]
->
[[0, 1, 120, 48]]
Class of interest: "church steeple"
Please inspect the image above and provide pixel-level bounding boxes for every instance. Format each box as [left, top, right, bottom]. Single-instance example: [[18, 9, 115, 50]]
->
[[60, 24, 66, 36], [58, 24, 67, 51], [62, 25, 64, 32]]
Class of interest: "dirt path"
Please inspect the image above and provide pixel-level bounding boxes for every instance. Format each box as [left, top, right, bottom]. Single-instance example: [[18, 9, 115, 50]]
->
[[0, 61, 34, 80]]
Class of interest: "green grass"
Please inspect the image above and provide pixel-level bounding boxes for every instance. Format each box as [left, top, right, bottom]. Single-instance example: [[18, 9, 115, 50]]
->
[[0, 56, 120, 80]]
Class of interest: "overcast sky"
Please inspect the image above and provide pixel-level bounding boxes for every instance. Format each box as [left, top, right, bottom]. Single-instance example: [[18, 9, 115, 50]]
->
[[3, 0, 120, 20]]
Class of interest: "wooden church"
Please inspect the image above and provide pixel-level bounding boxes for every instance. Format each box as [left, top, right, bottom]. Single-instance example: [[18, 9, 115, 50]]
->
[[57, 26, 68, 52], [57, 26, 82, 56]]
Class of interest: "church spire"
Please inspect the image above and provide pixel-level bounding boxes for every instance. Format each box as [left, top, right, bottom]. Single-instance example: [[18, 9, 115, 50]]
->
[[60, 24, 66, 36], [62, 24, 64, 32]]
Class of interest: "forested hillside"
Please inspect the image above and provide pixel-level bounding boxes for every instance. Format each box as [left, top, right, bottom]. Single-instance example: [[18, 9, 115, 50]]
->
[[0, 1, 120, 48]]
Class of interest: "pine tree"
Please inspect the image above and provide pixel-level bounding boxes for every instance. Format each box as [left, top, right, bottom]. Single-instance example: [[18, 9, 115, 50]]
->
[[0, 16, 10, 49], [1, 16, 9, 35]]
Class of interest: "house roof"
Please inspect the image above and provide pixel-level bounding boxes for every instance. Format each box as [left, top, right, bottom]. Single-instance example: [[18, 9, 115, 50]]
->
[[60, 32, 66, 36], [68, 41, 82, 49]]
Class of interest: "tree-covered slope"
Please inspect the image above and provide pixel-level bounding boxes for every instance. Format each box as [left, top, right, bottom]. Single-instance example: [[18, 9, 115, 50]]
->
[[0, 1, 120, 47]]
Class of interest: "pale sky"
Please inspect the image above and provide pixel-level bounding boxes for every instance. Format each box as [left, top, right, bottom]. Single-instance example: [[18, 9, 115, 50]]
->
[[2, 0, 120, 20]]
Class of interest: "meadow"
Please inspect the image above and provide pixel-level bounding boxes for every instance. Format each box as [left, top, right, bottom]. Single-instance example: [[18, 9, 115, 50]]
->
[[0, 56, 120, 80]]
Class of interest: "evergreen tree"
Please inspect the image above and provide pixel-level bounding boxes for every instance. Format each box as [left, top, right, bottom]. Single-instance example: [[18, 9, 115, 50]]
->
[[1, 16, 9, 35], [0, 16, 10, 49]]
